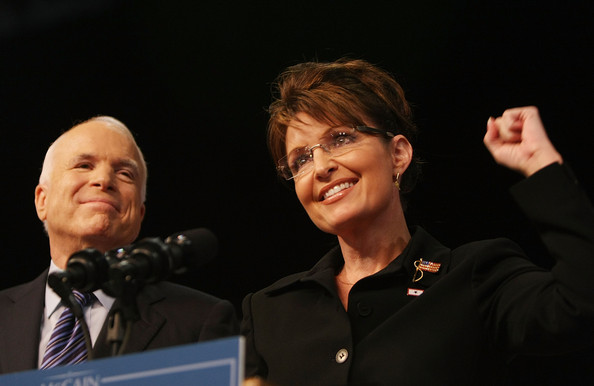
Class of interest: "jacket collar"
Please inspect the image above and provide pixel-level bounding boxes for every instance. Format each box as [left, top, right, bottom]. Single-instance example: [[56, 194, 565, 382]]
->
[[265, 226, 452, 296]]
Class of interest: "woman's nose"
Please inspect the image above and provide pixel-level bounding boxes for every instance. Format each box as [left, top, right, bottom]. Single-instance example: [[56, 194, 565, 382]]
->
[[311, 146, 337, 178]]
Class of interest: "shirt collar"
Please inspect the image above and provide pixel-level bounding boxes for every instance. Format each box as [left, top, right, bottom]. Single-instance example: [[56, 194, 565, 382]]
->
[[45, 260, 115, 319]]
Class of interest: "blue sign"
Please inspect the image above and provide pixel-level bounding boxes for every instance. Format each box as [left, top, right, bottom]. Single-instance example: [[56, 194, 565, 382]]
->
[[0, 336, 244, 385]]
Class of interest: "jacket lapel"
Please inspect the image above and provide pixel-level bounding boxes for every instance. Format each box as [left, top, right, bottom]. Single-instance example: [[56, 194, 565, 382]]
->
[[93, 284, 166, 358]]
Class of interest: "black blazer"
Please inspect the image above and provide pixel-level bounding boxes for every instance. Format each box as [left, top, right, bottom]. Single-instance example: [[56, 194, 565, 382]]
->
[[0, 270, 239, 375], [241, 163, 594, 385]]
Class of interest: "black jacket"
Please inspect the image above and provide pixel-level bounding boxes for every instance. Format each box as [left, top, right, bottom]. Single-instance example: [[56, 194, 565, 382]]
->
[[0, 271, 239, 375], [241, 163, 594, 385]]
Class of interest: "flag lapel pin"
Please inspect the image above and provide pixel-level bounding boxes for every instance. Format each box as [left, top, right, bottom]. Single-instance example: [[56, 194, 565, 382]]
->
[[412, 258, 442, 282]]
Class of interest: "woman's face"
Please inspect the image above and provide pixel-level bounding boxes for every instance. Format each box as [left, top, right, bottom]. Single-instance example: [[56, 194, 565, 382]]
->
[[285, 112, 410, 236]]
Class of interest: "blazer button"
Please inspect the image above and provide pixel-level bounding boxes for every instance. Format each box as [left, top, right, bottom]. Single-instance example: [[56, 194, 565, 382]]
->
[[335, 348, 349, 364], [357, 302, 372, 317]]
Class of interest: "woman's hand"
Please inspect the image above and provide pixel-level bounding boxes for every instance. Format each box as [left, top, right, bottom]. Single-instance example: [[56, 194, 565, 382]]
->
[[484, 106, 563, 177]]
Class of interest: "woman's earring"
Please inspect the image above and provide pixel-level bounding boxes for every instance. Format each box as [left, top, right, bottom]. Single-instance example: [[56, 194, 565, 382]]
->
[[394, 172, 401, 191]]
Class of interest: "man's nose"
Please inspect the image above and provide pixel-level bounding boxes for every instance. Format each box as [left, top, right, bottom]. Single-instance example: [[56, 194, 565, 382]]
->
[[90, 165, 116, 191]]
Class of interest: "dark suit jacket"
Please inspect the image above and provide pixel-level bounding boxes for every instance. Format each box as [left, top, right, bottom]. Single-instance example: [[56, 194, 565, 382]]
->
[[241, 163, 594, 385], [0, 271, 239, 375]]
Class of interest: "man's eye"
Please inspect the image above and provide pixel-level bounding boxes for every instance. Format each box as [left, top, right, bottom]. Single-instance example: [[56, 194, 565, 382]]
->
[[120, 171, 133, 179], [76, 163, 92, 169]]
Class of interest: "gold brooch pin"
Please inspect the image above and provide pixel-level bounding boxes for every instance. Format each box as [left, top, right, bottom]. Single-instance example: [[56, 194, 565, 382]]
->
[[412, 259, 442, 282]]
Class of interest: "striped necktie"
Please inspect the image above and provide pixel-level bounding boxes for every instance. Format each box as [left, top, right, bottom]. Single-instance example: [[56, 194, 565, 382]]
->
[[40, 290, 95, 369]]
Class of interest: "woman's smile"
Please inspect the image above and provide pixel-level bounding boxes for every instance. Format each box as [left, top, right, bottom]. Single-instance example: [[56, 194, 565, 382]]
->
[[320, 180, 357, 202]]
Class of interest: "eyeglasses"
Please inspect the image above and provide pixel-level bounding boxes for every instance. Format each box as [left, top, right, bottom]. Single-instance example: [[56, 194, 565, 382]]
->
[[277, 126, 395, 181]]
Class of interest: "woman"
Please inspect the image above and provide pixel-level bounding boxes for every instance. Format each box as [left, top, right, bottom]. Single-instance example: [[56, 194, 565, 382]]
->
[[241, 59, 594, 385]]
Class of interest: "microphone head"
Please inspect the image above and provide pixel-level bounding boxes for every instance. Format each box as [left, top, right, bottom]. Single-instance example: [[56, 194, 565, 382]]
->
[[66, 248, 108, 292], [165, 228, 218, 271]]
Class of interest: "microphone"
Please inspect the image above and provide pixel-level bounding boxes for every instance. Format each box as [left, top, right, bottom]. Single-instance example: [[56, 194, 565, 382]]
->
[[48, 246, 130, 294], [108, 228, 218, 286], [48, 228, 218, 295]]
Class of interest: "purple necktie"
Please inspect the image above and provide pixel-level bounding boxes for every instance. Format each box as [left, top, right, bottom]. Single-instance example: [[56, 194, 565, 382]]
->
[[40, 290, 94, 369]]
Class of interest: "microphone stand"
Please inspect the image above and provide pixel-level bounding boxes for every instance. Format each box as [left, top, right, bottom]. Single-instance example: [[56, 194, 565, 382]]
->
[[104, 261, 142, 356], [50, 229, 216, 357]]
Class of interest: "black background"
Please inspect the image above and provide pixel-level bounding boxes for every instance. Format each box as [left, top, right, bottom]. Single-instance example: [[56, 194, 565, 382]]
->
[[1, 1, 593, 383]]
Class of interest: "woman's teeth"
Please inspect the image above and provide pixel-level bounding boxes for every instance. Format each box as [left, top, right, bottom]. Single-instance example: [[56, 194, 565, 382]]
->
[[324, 182, 354, 200]]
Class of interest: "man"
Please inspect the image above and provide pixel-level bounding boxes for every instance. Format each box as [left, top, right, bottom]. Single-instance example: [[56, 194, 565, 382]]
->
[[0, 116, 238, 374]]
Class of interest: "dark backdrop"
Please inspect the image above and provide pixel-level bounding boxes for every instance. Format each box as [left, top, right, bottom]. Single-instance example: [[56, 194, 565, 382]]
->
[[1, 0, 593, 383]]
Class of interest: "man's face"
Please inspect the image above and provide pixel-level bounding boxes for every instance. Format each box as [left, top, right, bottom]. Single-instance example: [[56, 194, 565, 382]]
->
[[35, 121, 146, 252]]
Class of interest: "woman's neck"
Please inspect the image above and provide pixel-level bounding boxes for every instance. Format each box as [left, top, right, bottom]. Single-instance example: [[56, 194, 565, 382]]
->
[[336, 210, 410, 282], [334, 212, 411, 310]]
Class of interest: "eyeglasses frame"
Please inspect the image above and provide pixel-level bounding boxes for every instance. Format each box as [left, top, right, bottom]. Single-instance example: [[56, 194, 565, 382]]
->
[[277, 125, 395, 181]]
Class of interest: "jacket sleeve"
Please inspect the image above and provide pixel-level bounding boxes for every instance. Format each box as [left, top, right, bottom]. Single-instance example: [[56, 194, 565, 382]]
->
[[473, 163, 594, 354], [198, 298, 240, 341], [510, 163, 594, 302], [241, 293, 268, 379], [241, 294, 268, 379]]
